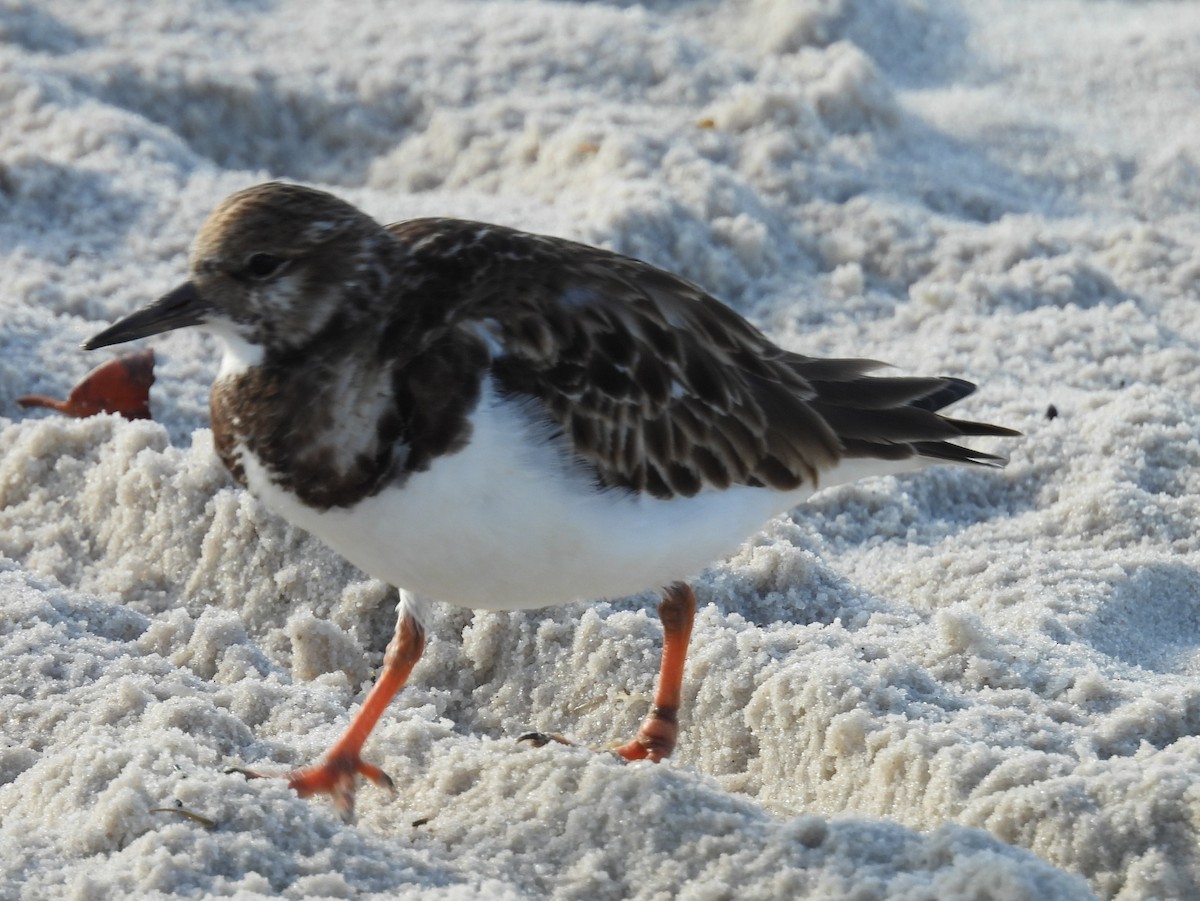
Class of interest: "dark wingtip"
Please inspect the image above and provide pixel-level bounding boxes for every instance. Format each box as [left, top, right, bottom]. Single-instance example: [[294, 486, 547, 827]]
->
[[911, 441, 1011, 467], [915, 377, 1021, 439], [909, 377, 976, 413], [944, 417, 1023, 439]]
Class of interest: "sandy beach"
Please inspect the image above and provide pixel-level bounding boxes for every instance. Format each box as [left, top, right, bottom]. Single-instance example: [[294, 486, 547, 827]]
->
[[2, 1, 1199, 898]]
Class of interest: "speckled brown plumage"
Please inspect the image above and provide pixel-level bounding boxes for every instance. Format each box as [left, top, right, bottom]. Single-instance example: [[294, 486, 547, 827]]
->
[[370, 217, 1013, 501], [86, 184, 1015, 512], [173, 185, 1016, 510]]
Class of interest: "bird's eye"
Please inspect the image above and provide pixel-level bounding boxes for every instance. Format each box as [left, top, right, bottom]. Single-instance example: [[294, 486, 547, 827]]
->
[[243, 253, 287, 281]]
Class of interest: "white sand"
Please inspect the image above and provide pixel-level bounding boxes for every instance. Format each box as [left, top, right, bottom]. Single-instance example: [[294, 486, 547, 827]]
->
[[2, 1, 1198, 897]]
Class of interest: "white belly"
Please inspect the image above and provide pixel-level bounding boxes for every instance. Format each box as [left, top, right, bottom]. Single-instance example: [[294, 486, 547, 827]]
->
[[237, 379, 816, 610]]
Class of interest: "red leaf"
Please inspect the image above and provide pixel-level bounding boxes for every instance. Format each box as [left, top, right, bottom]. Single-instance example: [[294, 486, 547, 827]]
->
[[18, 349, 156, 420]]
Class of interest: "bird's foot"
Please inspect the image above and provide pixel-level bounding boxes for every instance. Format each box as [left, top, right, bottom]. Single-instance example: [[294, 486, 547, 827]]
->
[[516, 708, 677, 763], [611, 706, 678, 762], [516, 585, 693, 765], [228, 752, 394, 821], [288, 752, 395, 820]]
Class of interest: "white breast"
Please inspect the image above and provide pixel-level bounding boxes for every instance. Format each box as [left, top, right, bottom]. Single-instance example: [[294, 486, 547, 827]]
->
[[236, 377, 821, 611]]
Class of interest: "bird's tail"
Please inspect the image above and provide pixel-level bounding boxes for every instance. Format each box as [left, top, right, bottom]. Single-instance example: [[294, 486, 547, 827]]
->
[[789, 357, 1020, 469]]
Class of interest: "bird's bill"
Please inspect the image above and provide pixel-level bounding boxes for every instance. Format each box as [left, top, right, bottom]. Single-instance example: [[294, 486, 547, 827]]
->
[[82, 282, 212, 350]]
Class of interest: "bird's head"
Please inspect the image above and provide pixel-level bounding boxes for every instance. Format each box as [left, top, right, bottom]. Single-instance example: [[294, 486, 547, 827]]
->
[[84, 182, 395, 360]]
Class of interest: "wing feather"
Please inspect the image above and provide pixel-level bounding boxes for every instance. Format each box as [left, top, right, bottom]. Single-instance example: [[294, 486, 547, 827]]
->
[[386, 219, 1016, 499]]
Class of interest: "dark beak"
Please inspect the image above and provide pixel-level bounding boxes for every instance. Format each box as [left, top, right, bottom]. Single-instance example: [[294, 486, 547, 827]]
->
[[82, 282, 212, 350]]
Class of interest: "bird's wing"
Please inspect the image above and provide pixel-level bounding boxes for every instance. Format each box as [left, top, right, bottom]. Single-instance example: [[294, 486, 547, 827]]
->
[[388, 219, 1014, 499]]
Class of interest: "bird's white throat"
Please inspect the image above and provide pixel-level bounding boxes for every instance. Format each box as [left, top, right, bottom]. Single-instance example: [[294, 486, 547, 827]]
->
[[211, 325, 266, 380]]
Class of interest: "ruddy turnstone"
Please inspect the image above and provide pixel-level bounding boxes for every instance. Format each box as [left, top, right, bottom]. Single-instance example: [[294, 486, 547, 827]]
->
[[84, 182, 1018, 817]]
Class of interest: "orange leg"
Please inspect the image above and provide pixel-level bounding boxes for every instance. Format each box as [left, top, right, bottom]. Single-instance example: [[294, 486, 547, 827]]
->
[[286, 610, 425, 818], [613, 581, 696, 762]]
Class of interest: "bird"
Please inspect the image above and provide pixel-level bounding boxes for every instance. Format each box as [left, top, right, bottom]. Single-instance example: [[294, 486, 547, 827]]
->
[[84, 182, 1018, 818]]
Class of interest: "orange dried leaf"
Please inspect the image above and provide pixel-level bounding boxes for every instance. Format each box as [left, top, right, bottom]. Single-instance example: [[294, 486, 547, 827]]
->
[[18, 349, 155, 420]]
